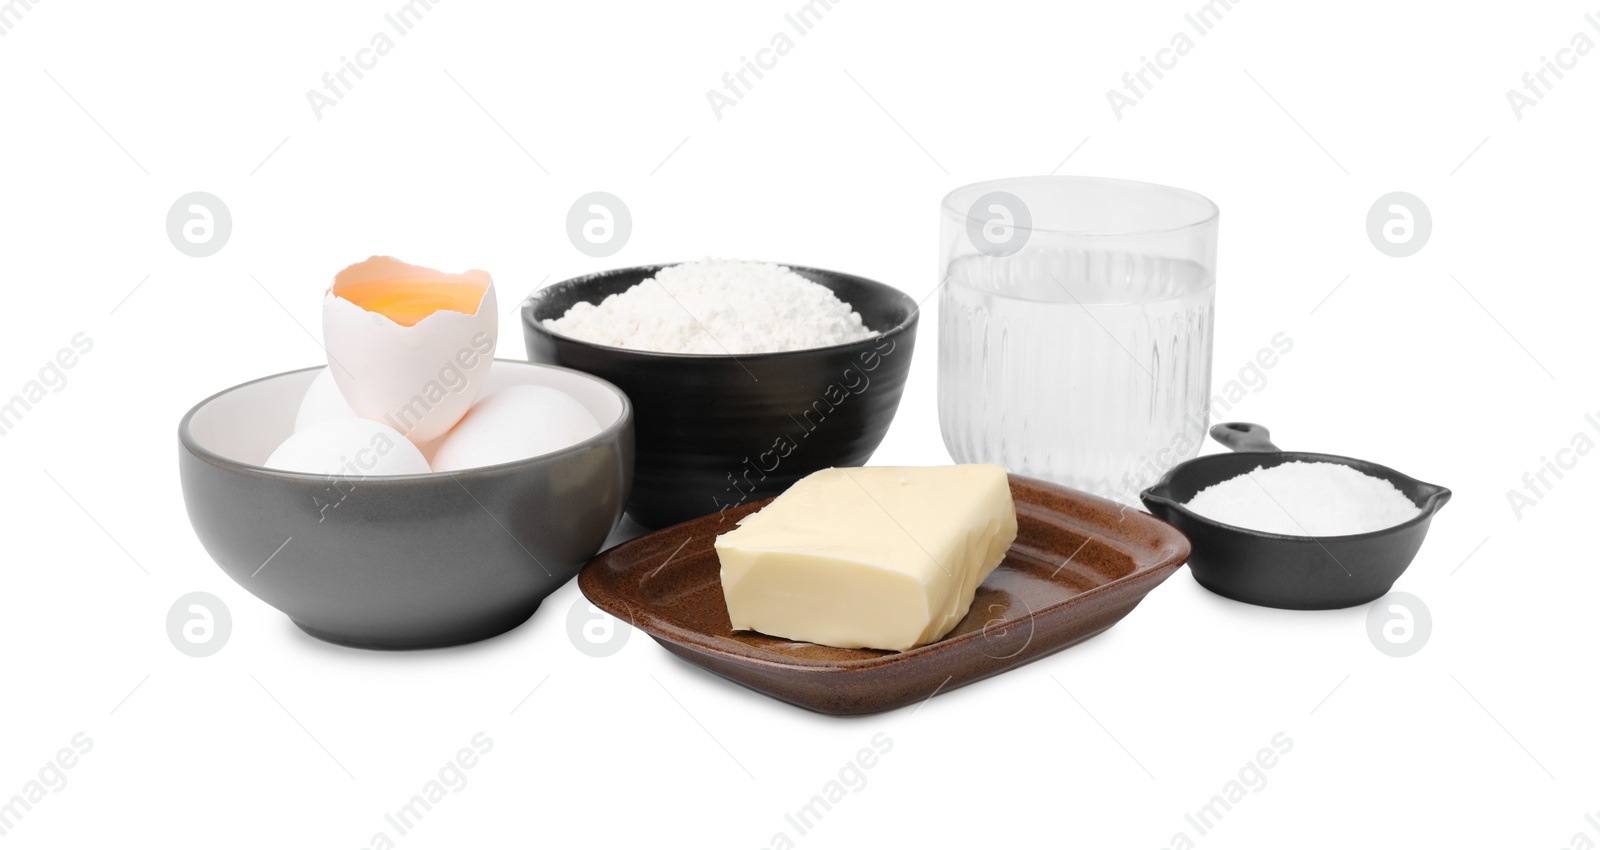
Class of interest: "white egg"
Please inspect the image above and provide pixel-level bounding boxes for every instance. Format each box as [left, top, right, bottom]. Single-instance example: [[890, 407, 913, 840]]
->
[[265, 418, 432, 476], [322, 256, 498, 446], [293, 368, 357, 432], [429, 385, 603, 472]]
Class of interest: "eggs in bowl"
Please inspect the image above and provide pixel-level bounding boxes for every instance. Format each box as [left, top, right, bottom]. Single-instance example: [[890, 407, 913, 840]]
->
[[178, 360, 633, 649]]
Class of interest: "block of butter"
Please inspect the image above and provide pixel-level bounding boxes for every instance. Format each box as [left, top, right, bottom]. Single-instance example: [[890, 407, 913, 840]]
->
[[714, 465, 1018, 652]]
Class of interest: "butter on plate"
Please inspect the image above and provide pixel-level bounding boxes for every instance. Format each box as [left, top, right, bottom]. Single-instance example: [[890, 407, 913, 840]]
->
[[713, 465, 1018, 652]]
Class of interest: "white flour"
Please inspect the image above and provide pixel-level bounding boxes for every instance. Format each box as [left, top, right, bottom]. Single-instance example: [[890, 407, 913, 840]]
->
[[544, 259, 876, 354]]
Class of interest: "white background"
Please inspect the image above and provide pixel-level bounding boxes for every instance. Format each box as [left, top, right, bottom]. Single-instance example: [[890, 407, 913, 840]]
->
[[2, 0, 1595, 846]]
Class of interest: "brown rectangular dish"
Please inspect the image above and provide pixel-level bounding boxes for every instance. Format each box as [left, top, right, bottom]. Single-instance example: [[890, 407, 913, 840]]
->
[[578, 474, 1191, 716]]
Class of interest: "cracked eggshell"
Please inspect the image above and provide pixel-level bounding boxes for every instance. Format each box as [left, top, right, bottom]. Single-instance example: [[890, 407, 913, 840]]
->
[[322, 256, 498, 445]]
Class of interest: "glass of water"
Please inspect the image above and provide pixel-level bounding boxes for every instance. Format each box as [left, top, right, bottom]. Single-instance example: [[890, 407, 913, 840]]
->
[[938, 176, 1218, 503]]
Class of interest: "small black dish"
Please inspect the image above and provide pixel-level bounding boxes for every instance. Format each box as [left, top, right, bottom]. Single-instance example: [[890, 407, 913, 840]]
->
[[1140, 422, 1451, 610], [522, 263, 918, 529]]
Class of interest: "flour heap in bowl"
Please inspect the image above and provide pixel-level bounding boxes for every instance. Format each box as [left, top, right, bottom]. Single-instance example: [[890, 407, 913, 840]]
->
[[1184, 461, 1422, 536], [543, 258, 876, 354]]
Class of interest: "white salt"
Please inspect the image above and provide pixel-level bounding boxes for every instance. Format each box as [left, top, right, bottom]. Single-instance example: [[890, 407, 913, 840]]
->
[[1184, 461, 1421, 536], [544, 258, 876, 354]]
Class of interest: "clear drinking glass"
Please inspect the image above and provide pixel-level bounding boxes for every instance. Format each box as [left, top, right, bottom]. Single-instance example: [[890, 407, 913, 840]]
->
[[938, 176, 1218, 503]]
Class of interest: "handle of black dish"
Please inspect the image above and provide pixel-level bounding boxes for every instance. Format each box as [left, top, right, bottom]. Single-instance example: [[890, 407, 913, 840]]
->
[[1209, 422, 1282, 453]]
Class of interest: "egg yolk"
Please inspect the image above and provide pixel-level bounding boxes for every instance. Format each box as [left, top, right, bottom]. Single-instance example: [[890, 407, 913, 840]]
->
[[334, 280, 489, 327]]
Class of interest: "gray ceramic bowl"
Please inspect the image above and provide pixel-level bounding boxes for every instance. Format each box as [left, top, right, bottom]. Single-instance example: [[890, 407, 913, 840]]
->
[[178, 360, 633, 649]]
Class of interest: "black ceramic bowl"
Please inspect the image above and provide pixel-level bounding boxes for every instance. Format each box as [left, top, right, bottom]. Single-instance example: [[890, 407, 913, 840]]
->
[[178, 360, 634, 649], [522, 263, 918, 528], [1140, 423, 1450, 610]]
